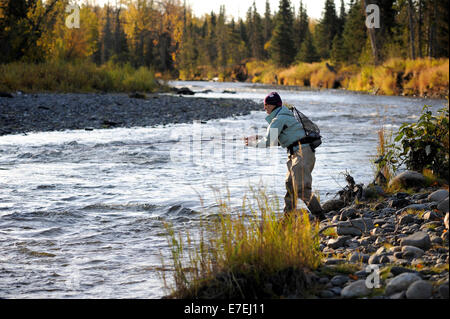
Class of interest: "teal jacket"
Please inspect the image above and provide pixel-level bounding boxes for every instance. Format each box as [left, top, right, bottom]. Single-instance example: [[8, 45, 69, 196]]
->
[[256, 105, 306, 148]]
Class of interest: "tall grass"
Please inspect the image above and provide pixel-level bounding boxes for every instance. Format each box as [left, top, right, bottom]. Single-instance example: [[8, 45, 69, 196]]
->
[[0, 61, 161, 93], [242, 58, 448, 97], [161, 187, 322, 299]]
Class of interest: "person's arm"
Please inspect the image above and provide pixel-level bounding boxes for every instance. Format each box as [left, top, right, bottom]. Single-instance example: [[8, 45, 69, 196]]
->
[[254, 117, 284, 148]]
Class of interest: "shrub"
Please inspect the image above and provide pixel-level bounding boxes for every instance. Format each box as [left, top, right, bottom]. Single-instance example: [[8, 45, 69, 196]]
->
[[386, 106, 449, 181]]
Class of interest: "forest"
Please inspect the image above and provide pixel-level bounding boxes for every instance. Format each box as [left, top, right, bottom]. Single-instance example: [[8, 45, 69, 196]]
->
[[0, 0, 448, 96]]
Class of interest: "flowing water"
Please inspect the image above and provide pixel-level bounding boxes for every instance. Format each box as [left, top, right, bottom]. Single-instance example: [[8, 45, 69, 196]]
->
[[0, 81, 446, 298]]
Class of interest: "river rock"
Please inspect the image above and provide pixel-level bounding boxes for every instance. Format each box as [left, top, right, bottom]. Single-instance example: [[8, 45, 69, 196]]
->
[[320, 290, 334, 298], [439, 284, 449, 299], [176, 87, 195, 95], [401, 245, 425, 258], [341, 280, 371, 298], [388, 171, 426, 189], [336, 218, 374, 236], [349, 252, 369, 263], [400, 232, 431, 250], [399, 214, 416, 225], [423, 211, 442, 221], [398, 203, 430, 214], [390, 266, 419, 276], [330, 275, 349, 286], [327, 236, 351, 249], [405, 280, 433, 299], [368, 254, 381, 265], [428, 189, 449, 203], [322, 199, 345, 213], [339, 207, 358, 221], [445, 213, 449, 230], [437, 197, 449, 214], [385, 272, 422, 296], [363, 185, 385, 199]]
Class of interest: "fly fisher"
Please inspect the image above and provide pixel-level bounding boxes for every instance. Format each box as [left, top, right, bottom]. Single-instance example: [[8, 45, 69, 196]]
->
[[245, 92, 325, 221]]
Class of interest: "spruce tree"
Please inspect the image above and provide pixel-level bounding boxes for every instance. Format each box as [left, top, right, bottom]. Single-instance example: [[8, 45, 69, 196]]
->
[[263, 0, 272, 51], [314, 0, 339, 59], [294, 1, 309, 52], [341, 0, 367, 64], [296, 29, 319, 63], [269, 0, 296, 67]]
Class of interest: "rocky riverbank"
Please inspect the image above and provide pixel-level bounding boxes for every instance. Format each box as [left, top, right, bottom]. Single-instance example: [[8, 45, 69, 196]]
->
[[0, 92, 261, 136], [312, 170, 449, 299]]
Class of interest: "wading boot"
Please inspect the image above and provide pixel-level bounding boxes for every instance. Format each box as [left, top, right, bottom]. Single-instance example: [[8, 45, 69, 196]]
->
[[307, 196, 326, 221]]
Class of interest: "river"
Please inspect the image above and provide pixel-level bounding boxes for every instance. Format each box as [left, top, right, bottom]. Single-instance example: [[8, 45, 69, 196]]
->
[[0, 81, 446, 298]]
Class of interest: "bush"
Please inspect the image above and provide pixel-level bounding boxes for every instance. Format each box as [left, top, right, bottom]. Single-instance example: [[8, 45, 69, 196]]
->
[[386, 106, 449, 181]]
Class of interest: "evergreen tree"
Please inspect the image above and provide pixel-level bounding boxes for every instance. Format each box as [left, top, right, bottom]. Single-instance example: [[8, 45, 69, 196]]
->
[[269, 0, 296, 66], [263, 0, 272, 46], [337, 0, 347, 35], [245, 3, 265, 60], [341, 0, 367, 64], [294, 1, 309, 52], [296, 29, 319, 63], [314, 0, 339, 59]]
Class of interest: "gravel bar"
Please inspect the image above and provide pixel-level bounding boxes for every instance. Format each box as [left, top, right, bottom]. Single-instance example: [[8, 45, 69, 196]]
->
[[0, 93, 261, 136]]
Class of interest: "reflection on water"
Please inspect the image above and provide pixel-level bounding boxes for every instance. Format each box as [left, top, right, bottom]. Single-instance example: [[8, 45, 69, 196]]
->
[[0, 81, 446, 298]]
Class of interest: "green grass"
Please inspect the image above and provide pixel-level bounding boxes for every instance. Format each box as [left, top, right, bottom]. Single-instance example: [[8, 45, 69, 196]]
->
[[0, 61, 163, 93], [160, 186, 323, 299]]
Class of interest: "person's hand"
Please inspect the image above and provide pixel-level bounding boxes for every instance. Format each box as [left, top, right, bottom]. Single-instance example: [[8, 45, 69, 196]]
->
[[244, 135, 258, 146]]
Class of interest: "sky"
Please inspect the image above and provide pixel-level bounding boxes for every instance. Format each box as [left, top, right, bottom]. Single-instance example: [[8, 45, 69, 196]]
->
[[88, 0, 342, 20], [185, 0, 340, 20]]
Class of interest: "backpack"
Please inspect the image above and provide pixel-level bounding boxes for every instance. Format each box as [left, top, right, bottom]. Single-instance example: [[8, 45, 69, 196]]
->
[[291, 107, 322, 150]]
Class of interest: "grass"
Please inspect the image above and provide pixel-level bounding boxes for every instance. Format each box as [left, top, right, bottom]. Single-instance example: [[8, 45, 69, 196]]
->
[[231, 58, 449, 98], [160, 186, 323, 299], [0, 61, 162, 93]]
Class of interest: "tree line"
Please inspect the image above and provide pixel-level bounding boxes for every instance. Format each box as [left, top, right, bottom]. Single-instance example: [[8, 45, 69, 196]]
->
[[0, 0, 448, 78]]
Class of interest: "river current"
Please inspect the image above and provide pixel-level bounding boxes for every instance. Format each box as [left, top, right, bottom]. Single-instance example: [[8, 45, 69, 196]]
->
[[0, 81, 446, 298]]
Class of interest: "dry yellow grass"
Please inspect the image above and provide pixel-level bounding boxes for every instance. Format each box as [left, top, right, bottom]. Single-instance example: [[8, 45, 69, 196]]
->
[[0, 61, 160, 93], [161, 187, 322, 298]]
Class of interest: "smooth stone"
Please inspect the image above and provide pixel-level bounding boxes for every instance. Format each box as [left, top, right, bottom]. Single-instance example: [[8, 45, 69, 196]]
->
[[337, 218, 374, 236], [437, 197, 449, 214], [339, 207, 358, 221], [445, 213, 449, 230], [368, 254, 381, 265], [428, 190, 449, 203], [349, 252, 369, 263], [388, 171, 426, 189], [320, 290, 335, 298], [401, 246, 425, 258], [423, 211, 442, 221], [341, 280, 371, 298], [324, 258, 347, 265], [405, 280, 433, 299], [322, 199, 345, 213], [400, 231, 431, 250], [397, 203, 430, 214], [330, 286, 342, 295], [439, 284, 449, 299], [330, 275, 349, 286], [363, 185, 385, 199], [327, 236, 351, 249], [399, 214, 416, 225], [390, 291, 406, 299], [385, 273, 421, 296]]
